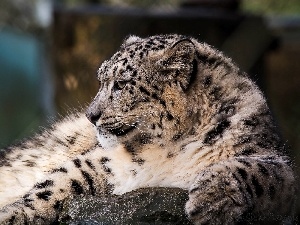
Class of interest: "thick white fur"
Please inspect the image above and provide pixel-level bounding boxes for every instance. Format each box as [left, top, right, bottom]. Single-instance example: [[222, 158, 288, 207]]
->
[[0, 114, 97, 208]]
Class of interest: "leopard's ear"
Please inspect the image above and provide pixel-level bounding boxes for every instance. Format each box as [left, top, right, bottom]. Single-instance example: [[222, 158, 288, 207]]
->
[[159, 39, 197, 90]]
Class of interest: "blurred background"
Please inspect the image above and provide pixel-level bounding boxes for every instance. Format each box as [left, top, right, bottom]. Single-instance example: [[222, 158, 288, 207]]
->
[[0, 0, 299, 219]]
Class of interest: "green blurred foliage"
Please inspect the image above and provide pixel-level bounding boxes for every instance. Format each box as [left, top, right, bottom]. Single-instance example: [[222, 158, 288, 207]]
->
[[242, 0, 300, 15]]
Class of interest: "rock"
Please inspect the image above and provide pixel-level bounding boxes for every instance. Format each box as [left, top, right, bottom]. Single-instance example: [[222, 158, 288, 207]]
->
[[60, 187, 192, 225]]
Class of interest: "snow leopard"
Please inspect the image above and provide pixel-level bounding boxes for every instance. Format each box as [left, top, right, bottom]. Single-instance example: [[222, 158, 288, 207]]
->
[[0, 34, 296, 224]]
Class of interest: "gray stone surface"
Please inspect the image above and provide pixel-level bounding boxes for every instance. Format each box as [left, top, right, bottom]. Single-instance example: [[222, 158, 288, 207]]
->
[[60, 187, 192, 225]]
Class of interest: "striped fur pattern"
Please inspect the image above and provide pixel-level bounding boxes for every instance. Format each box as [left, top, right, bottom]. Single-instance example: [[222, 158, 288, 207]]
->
[[0, 34, 296, 224]]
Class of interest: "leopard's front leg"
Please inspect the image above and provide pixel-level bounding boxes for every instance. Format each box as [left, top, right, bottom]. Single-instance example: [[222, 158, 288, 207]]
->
[[0, 148, 111, 224], [186, 156, 296, 225]]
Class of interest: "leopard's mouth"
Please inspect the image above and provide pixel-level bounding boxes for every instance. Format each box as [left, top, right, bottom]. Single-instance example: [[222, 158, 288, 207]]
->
[[101, 121, 137, 136], [108, 125, 136, 136]]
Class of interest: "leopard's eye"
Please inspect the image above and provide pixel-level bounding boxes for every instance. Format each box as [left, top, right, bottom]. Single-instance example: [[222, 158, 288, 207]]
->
[[114, 80, 127, 90]]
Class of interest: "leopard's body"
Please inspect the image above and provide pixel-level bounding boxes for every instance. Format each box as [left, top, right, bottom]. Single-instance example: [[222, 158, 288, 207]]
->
[[0, 34, 296, 224]]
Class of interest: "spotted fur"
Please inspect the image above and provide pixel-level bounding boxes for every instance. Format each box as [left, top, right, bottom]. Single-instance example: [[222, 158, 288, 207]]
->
[[0, 34, 296, 224]]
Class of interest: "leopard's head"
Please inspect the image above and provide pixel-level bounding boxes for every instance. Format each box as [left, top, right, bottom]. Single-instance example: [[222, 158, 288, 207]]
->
[[86, 35, 201, 150]]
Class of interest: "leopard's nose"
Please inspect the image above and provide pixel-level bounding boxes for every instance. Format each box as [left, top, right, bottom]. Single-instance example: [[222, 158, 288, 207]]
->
[[87, 113, 101, 125], [86, 106, 102, 125]]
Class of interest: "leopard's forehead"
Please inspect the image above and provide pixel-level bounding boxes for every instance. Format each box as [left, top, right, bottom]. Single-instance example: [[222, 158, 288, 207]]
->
[[97, 34, 187, 82]]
